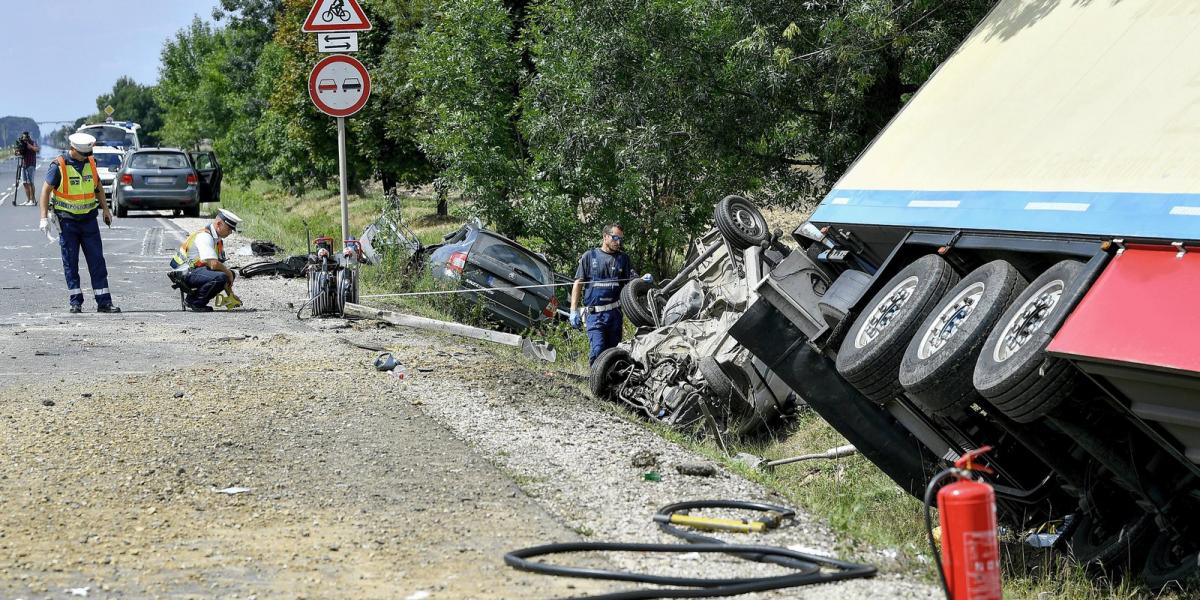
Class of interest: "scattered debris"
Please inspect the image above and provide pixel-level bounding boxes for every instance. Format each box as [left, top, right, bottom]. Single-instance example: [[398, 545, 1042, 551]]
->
[[173, 391, 185, 399], [733, 445, 859, 470], [42, 399, 55, 407], [374, 353, 400, 372], [215, 487, 251, 495], [344, 303, 556, 363], [34, 350, 60, 356], [404, 592, 431, 600], [643, 472, 662, 482], [676, 463, 717, 477], [81, 393, 92, 398], [65, 587, 89, 597], [217, 335, 251, 342], [630, 450, 660, 468]]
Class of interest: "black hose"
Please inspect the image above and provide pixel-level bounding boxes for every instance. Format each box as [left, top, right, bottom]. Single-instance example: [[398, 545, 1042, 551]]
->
[[240, 255, 308, 278], [924, 469, 957, 600], [503, 500, 876, 599]]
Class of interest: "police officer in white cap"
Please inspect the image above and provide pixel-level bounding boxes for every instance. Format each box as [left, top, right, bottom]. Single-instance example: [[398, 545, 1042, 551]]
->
[[38, 132, 120, 313], [168, 208, 242, 312]]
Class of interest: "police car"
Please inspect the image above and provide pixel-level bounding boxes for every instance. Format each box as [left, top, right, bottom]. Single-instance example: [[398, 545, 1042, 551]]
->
[[91, 146, 125, 197], [77, 119, 141, 152]]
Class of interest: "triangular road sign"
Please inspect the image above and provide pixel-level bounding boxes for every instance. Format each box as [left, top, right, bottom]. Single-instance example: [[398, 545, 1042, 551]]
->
[[302, 0, 372, 32]]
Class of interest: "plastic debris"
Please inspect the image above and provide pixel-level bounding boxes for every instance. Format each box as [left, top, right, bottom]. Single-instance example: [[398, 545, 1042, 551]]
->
[[216, 487, 251, 495]]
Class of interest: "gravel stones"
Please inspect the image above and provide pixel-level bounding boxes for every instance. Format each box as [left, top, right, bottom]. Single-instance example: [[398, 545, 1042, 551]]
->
[[630, 450, 660, 468]]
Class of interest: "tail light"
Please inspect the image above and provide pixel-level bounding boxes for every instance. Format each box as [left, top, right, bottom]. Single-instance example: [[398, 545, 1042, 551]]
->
[[186, 173, 198, 185], [446, 251, 468, 275], [120, 173, 133, 185], [543, 295, 559, 319]]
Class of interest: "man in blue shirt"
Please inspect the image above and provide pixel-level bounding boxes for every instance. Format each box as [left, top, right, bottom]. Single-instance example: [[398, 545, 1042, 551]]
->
[[570, 224, 652, 364], [38, 133, 120, 314]]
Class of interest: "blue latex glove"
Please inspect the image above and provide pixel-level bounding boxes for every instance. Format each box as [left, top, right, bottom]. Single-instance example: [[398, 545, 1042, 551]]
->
[[641, 273, 654, 283], [569, 309, 582, 329]]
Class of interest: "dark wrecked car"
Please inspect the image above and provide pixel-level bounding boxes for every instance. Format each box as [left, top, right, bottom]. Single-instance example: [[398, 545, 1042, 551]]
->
[[589, 196, 800, 439], [421, 220, 565, 331]]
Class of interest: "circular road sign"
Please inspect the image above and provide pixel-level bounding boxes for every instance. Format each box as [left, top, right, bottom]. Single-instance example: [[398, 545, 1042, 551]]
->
[[308, 54, 371, 118]]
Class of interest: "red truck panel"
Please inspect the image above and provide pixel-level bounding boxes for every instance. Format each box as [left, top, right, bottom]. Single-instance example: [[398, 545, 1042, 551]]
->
[[1048, 245, 1200, 374]]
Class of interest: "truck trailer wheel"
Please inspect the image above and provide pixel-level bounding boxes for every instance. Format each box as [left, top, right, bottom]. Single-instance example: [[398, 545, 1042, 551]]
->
[[714, 195, 770, 250], [1142, 532, 1200, 592], [590, 347, 633, 399], [899, 260, 1027, 416], [836, 254, 959, 403], [973, 260, 1085, 423], [1066, 512, 1154, 577], [620, 278, 658, 328]]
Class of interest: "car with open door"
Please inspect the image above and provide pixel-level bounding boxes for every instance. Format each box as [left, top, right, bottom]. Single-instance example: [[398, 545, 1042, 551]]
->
[[190, 150, 222, 205]]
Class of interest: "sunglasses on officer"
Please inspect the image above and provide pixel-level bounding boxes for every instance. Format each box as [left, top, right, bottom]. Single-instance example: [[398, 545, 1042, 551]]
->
[[607, 233, 623, 243]]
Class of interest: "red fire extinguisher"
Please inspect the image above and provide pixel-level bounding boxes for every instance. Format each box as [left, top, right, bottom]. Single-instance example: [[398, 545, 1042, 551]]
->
[[924, 446, 1002, 600]]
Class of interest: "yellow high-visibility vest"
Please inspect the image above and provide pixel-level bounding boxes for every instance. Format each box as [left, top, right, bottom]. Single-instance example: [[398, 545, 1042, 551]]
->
[[170, 225, 225, 270], [52, 155, 100, 215]]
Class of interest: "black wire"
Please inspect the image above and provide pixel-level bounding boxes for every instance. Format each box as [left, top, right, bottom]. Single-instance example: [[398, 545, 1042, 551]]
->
[[924, 469, 957, 600], [503, 500, 876, 599]]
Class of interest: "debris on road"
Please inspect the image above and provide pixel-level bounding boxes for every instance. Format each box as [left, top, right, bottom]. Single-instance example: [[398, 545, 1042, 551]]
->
[[630, 450, 660, 468], [675, 462, 717, 477], [344, 302, 556, 363], [733, 444, 859, 470], [215, 486, 251, 495]]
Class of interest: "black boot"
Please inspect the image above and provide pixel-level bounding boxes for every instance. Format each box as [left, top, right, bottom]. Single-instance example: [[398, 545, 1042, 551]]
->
[[97, 304, 121, 313], [68, 305, 82, 314]]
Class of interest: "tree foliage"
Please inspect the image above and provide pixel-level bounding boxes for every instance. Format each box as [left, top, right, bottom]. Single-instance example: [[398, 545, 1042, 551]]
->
[[66, 0, 996, 271]]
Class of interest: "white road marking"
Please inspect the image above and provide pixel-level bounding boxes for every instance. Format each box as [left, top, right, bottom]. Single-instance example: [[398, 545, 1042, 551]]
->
[[1024, 202, 1090, 211]]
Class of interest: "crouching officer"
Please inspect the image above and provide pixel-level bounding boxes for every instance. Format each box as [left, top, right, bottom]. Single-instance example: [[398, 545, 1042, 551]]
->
[[38, 132, 120, 314], [169, 209, 242, 312], [569, 224, 652, 364]]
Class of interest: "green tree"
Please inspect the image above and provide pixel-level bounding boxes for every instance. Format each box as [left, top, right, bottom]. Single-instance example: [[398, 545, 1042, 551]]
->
[[155, 17, 234, 148], [411, 0, 528, 234]]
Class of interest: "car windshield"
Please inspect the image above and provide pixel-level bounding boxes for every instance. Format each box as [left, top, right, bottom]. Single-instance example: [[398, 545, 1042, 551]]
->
[[81, 126, 134, 147], [129, 152, 187, 169], [92, 153, 122, 169]]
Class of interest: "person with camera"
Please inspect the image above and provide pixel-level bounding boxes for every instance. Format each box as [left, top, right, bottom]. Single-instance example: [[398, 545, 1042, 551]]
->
[[13, 131, 39, 205]]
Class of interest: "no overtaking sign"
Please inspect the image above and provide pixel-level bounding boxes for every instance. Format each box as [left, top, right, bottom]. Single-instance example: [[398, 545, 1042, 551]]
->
[[308, 54, 371, 117]]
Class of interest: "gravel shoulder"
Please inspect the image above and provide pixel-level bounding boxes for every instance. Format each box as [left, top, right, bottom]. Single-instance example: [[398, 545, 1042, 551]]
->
[[0, 220, 935, 599]]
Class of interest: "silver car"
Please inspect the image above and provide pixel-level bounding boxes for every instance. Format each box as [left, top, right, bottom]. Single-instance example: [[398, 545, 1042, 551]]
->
[[112, 148, 222, 218]]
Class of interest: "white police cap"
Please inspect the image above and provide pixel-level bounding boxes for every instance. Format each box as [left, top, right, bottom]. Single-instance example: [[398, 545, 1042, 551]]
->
[[68, 132, 96, 155], [217, 208, 242, 231]]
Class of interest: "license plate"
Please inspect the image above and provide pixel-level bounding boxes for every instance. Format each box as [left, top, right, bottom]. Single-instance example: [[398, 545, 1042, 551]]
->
[[146, 176, 174, 185]]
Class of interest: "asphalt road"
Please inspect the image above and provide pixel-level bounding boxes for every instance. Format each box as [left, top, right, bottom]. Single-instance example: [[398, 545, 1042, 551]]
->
[[0, 152, 189, 317]]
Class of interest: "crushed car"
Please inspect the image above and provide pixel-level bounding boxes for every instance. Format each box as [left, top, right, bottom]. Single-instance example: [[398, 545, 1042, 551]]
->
[[589, 196, 803, 439], [360, 211, 568, 331]]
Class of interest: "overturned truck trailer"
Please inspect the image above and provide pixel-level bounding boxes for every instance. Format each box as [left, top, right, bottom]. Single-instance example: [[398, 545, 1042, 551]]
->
[[733, 0, 1200, 588]]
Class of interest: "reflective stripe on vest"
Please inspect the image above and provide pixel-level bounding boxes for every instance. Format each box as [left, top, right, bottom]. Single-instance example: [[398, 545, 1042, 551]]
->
[[52, 156, 100, 214], [170, 226, 224, 270]]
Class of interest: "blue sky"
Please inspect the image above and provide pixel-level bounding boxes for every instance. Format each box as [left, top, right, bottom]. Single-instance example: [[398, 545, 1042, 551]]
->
[[1, 0, 222, 128]]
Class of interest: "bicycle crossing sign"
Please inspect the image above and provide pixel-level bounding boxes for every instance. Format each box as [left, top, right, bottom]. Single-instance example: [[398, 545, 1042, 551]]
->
[[302, 0, 372, 33]]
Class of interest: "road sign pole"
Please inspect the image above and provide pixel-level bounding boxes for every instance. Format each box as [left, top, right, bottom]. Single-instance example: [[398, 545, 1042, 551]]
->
[[337, 116, 349, 244]]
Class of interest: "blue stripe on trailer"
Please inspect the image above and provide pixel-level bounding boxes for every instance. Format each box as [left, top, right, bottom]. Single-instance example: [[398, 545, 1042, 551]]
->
[[812, 189, 1200, 242]]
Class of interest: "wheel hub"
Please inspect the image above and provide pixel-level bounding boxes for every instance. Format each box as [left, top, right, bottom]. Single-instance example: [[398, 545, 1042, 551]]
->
[[917, 282, 985, 359], [732, 208, 763, 237], [994, 279, 1064, 362], [855, 276, 919, 349]]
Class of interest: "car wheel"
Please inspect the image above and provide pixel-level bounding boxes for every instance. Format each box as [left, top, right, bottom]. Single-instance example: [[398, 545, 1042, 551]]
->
[[697, 356, 738, 399], [973, 260, 1085, 423], [115, 197, 128, 219], [184, 203, 201, 218], [1142, 532, 1200, 592], [899, 260, 1027, 416], [836, 254, 959, 404], [620, 278, 658, 327], [714, 195, 769, 250], [589, 347, 633, 400], [1066, 512, 1154, 577]]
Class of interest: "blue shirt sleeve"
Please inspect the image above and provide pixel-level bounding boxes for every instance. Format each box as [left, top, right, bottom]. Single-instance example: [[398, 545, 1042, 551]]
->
[[574, 250, 591, 282], [44, 160, 60, 188]]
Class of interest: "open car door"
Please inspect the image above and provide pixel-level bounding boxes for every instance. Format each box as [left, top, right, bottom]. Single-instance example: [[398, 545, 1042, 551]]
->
[[190, 151, 223, 203]]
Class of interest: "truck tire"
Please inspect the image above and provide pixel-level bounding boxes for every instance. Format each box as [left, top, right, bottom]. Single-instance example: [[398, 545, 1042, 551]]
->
[[973, 260, 1085, 423], [714, 195, 769, 250], [836, 254, 959, 404], [620, 278, 657, 328], [1142, 533, 1200, 592], [899, 260, 1027, 416], [1066, 512, 1154, 577], [589, 347, 633, 400]]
